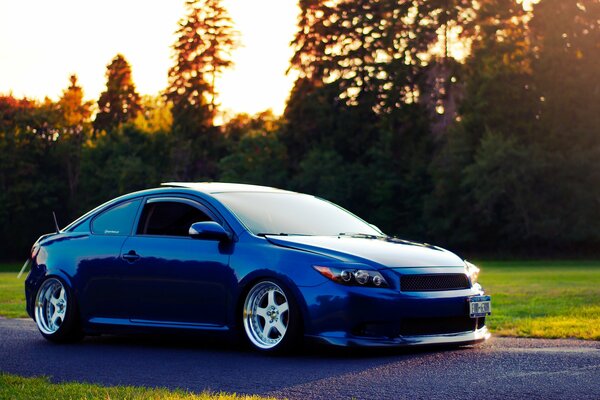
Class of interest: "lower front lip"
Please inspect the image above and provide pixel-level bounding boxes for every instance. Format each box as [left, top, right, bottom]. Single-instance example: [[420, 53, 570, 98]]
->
[[306, 326, 491, 347]]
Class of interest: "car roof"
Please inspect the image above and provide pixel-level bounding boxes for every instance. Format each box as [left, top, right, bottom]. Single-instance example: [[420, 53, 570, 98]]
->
[[160, 182, 294, 194], [62, 183, 295, 232]]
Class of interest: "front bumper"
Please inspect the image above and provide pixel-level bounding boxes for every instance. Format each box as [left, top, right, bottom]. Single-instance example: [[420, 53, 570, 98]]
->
[[298, 266, 491, 347], [307, 326, 491, 347]]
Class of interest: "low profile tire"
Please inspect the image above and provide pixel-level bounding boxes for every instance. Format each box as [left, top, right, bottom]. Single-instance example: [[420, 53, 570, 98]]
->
[[242, 280, 301, 353], [34, 277, 83, 343]]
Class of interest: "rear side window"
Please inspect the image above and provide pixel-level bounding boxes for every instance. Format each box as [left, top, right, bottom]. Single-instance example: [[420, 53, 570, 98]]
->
[[92, 199, 141, 236], [137, 201, 212, 236]]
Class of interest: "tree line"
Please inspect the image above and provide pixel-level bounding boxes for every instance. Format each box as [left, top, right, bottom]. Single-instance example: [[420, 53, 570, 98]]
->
[[1, 0, 599, 260]]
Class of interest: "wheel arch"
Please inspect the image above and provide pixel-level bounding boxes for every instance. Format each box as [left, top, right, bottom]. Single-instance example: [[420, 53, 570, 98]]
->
[[234, 271, 308, 336], [31, 269, 80, 320]]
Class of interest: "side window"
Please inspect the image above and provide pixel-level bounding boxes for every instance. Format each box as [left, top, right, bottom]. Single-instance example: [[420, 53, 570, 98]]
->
[[137, 201, 213, 237], [92, 199, 141, 236]]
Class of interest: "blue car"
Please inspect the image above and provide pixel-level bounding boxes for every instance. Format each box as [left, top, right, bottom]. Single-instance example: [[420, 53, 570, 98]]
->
[[24, 182, 491, 352]]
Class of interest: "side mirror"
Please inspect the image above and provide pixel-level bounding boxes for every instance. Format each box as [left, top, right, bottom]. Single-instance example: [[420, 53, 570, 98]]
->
[[189, 221, 232, 241]]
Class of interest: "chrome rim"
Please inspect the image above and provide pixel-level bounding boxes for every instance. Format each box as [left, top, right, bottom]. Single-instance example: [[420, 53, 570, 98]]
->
[[35, 278, 67, 335], [243, 281, 289, 349]]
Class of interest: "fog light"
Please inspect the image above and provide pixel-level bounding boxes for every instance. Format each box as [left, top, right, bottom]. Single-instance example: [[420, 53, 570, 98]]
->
[[355, 270, 369, 285], [341, 270, 353, 282]]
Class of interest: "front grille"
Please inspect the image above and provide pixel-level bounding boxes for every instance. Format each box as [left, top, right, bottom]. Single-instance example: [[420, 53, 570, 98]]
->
[[401, 273, 470, 292]]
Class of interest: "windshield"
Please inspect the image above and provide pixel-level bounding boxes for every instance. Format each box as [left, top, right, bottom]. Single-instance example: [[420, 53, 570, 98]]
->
[[214, 192, 383, 237]]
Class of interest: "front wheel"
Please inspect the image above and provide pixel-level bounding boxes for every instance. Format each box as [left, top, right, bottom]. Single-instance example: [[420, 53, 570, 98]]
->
[[242, 280, 300, 353], [34, 277, 83, 343]]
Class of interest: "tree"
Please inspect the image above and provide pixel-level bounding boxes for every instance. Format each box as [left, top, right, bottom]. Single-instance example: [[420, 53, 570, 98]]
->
[[425, 0, 538, 249], [79, 124, 171, 212], [166, 0, 238, 133], [0, 96, 68, 259], [165, 0, 238, 180], [219, 130, 289, 188], [527, 0, 600, 243], [290, 0, 478, 114], [94, 54, 142, 132], [133, 95, 173, 135], [282, 78, 375, 169], [57, 74, 92, 213]]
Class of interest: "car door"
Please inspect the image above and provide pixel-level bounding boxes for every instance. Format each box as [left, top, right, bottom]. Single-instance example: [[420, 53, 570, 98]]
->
[[77, 198, 142, 322], [119, 196, 234, 327]]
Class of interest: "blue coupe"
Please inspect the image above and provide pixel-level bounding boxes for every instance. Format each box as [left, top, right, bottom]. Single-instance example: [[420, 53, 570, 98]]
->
[[24, 182, 491, 352]]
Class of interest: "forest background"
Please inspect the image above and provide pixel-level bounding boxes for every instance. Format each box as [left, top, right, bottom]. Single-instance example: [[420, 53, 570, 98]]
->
[[1, 0, 599, 260]]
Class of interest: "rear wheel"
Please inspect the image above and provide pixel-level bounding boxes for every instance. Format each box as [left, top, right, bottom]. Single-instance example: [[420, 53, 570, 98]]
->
[[242, 280, 300, 353], [34, 277, 83, 343]]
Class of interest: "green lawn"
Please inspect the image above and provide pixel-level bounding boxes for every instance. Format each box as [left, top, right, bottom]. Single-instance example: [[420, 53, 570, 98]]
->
[[1, 260, 599, 340], [477, 260, 600, 340], [0, 262, 26, 318], [0, 373, 272, 400]]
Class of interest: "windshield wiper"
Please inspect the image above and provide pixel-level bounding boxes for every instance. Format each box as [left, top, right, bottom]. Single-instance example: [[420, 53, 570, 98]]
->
[[257, 233, 313, 237], [338, 232, 386, 239]]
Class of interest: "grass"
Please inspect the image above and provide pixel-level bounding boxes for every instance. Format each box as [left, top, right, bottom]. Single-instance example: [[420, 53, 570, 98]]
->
[[1, 260, 599, 340], [0, 373, 273, 400], [477, 260, 600, 340], [0, 262, 26, 318]]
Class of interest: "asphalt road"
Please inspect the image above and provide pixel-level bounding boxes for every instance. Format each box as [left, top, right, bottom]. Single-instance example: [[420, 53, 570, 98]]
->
[[1, 318, 599, 399]]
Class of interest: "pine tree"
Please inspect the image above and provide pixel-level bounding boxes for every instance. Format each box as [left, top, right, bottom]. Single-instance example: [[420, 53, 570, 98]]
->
[[166, 0, 238, 134], [94, 54, 142, 133], [57, 74, 92, 214], [59, 74, 91, 130], [289, 0, 475, 113], [165, 0, 238, 180]]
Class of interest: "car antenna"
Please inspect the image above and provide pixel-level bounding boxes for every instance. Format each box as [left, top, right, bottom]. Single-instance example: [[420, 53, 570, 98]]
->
[[52, 211, 60, 234]]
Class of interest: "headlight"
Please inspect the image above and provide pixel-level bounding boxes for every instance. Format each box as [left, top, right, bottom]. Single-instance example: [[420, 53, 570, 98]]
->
[[464, 261, 480, 284], [313, 265, 389, 288]]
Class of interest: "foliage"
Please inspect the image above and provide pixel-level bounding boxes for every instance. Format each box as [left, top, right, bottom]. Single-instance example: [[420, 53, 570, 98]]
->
[[78, 124, 171, 214], [94, 54, 143, 133], [289, 0, 474, 112], [164, 0, 238, 181], [1, 0, 600, 259], [57, 75, 94, 215], [219, 111, 288, 187], [166, 0, 239, 132], [133, 95, 173, 134], [0, 96, 69, 258]]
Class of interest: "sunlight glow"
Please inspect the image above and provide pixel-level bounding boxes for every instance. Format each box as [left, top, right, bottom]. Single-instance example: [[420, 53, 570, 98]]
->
[[518, 0, 540, 12], [0, 0, 299, 116]]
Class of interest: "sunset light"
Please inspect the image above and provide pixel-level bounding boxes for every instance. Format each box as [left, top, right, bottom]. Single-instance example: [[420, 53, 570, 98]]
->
[[2, 1, 600, 396], [0, 0, 299, 115]]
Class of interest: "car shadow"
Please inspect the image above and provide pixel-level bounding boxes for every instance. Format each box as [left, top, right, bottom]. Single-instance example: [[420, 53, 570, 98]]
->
[[44, 331, 478, 395], [81, 330, 475, 357], [3, 318, 482, 396]]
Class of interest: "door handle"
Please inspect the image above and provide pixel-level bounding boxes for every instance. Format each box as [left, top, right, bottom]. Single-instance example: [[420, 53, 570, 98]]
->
[[122, 250, 140, 262]]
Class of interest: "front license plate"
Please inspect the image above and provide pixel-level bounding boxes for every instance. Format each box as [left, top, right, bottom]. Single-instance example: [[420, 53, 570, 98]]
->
[[469, 295, 491, 318]]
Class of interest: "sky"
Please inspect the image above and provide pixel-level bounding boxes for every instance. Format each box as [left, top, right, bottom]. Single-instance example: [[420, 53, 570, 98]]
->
[[0, 0, 299, 116]]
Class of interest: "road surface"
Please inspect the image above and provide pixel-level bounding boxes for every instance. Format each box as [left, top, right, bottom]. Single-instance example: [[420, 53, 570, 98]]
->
[[1, 318, 599, 399]]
